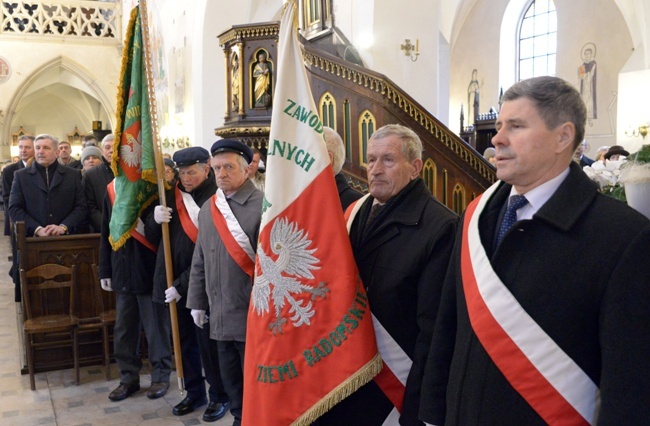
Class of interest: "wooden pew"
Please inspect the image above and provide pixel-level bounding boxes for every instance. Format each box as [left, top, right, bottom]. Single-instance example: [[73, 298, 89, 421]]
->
[[15, 221, 114, 373]]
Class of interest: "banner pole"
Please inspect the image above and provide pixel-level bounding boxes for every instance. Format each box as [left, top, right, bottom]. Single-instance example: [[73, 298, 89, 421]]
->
[[138, 0, 185, 393]]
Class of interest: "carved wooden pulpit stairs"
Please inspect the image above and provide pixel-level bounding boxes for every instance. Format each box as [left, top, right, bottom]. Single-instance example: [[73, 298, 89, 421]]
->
[[216, 22, 496, 214]]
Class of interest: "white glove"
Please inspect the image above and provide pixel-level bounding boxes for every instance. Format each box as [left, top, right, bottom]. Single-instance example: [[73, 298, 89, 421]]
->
[[165, 286, 182, 304], [154, 206, 172, 224], [100, 278, 113, 292], [191, 309, 208, 329]]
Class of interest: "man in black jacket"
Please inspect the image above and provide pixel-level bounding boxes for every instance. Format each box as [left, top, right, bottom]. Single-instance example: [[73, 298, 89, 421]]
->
[[99, 180, 171, 403], [58, 141, 82, 169], [147, 147, 230, 422], [8, 134, 86, 237], [318, 124, 458, 426], [3, 135, 34, 235], [420, 76, 650, 425]]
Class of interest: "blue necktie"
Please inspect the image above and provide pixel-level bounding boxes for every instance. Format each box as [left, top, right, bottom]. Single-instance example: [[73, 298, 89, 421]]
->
[[496, 195, 529, 245]]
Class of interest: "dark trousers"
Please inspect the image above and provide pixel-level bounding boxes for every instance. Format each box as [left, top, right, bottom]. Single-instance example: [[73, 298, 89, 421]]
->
[[174, 304, 205, 400], [172, 304, 228, 403], [197, 309, 229, 404], [217, 340, 245, 426], [114, 292, 172, 385]]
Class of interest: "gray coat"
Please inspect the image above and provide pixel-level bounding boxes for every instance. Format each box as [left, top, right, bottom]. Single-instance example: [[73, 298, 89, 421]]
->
[[186, 178, 263, 341]]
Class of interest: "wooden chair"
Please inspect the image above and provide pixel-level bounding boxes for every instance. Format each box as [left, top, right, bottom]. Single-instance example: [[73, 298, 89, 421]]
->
[[21, 264, 80, 390], [92, 264, 116, 380]]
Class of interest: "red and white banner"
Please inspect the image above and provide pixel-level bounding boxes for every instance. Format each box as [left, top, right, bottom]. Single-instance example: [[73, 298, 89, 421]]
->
[[241, 2, 381, 425], [461, 182, 600, 425]]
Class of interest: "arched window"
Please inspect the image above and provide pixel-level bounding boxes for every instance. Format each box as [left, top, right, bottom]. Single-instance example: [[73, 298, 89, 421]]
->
[[299, 0, 332, 40], [423, 158, 437, 198], [358, 110, 375, 167], [452, 183, 466, 215], [319, 92, 336, 130], [518, 0, 557, 80]]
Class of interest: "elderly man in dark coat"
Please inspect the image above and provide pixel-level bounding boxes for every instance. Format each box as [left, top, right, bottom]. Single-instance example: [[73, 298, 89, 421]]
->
[[146, 147, 230, 422], [187, 139, 263, 426], [420, 76, 650, 425], [318, 124, 458, 426]]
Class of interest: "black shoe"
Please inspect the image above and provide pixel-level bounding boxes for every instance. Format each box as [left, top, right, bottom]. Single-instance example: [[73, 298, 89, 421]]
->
[[203, 401, 229, 422], [108, 382, 140, 401], [172, 396, 207, 416], [146, 381, 170, 399]]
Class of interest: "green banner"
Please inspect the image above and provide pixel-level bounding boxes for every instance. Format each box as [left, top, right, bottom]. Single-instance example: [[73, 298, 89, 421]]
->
[[109, 5, 158, 250]]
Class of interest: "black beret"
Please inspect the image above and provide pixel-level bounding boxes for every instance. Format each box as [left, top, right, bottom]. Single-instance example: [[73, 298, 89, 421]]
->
[[173, 146, 210, 168], [210, 139, 253, 164], [163, 158, 175, 169]]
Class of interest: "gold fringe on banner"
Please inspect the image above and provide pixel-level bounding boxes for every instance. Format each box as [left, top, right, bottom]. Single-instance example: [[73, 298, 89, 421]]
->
[[291, 353, 384, 425]]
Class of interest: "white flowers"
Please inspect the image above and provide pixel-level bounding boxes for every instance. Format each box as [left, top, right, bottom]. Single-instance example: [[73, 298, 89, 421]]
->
[[583, 158, 625, 190]]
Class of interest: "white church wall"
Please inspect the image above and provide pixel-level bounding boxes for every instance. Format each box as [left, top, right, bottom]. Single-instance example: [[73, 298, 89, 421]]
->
[[450, 0, 635, 153], [0, 40, 121, 159]]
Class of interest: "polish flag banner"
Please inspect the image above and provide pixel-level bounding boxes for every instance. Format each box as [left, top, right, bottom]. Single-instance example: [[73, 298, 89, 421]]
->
[[241, 2, 382, 425]]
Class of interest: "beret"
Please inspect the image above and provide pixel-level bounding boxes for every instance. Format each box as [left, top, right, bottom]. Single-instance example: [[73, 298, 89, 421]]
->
[[163, 158, 175, 169], [210, 139, 253, 164], [81, 146, 103, 163], [173, 146, 210, 168]]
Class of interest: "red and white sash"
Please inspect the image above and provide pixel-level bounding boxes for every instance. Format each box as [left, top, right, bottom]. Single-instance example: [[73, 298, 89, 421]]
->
[[461, 182, 600, 425], [345, 195, 410, 417], [175, 186, 200, 244], [210, 189, 255, 279], [107, 181, 157, 253]]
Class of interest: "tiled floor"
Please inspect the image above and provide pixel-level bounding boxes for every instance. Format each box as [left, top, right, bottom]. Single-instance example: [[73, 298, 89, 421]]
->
[[0, 219, 233, 426]]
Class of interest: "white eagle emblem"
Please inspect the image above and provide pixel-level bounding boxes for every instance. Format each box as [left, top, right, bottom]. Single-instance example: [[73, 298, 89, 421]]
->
[[120, 131, 142, 168], [252, 217, 329, 335]]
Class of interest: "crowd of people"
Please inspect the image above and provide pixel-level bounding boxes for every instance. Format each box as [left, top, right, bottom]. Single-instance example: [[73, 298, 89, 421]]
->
[[3, 75, 649, 425]]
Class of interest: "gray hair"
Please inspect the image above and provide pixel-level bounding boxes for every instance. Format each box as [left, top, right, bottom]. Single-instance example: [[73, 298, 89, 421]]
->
[[369, 124, 422, 161], [483, 147, 496, 160], [34, 134, 59, 149], [323, 127, 345, 174], [501, 76, 586, 150], [101, 133, 115, 145], [214, 151, 249, 172], [17, 135, 35, 144]]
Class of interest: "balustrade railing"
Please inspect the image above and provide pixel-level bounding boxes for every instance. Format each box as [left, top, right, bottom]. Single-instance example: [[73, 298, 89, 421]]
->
[[1, 0, 119, 40]]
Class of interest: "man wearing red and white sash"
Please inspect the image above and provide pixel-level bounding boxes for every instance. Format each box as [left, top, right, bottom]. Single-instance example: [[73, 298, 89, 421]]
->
[[146, 147, 230, 422], [318, 124, 458, 426], [187, 139, 263, 426], [420, 76, 650, 425]]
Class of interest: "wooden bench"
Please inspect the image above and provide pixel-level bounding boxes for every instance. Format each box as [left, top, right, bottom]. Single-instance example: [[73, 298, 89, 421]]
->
[[15, 221, 115, 374]]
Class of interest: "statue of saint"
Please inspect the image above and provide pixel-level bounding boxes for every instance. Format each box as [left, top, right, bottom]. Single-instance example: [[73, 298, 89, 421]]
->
[[253, 51, 272, 108], [231, 53, 240, 111]]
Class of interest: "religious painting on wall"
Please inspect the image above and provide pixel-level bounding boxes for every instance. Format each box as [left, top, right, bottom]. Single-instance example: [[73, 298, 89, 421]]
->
[[0, 56, 11, 85], [578, 42, 597, 125], [143, 0, 171, 135], [467, 68, 480, 123]]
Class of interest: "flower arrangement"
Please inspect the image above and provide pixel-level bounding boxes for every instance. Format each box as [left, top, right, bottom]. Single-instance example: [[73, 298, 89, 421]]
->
[[619, 144, 650, 219], [583, 158, 626, 201], [619, 144, 650, 184]]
